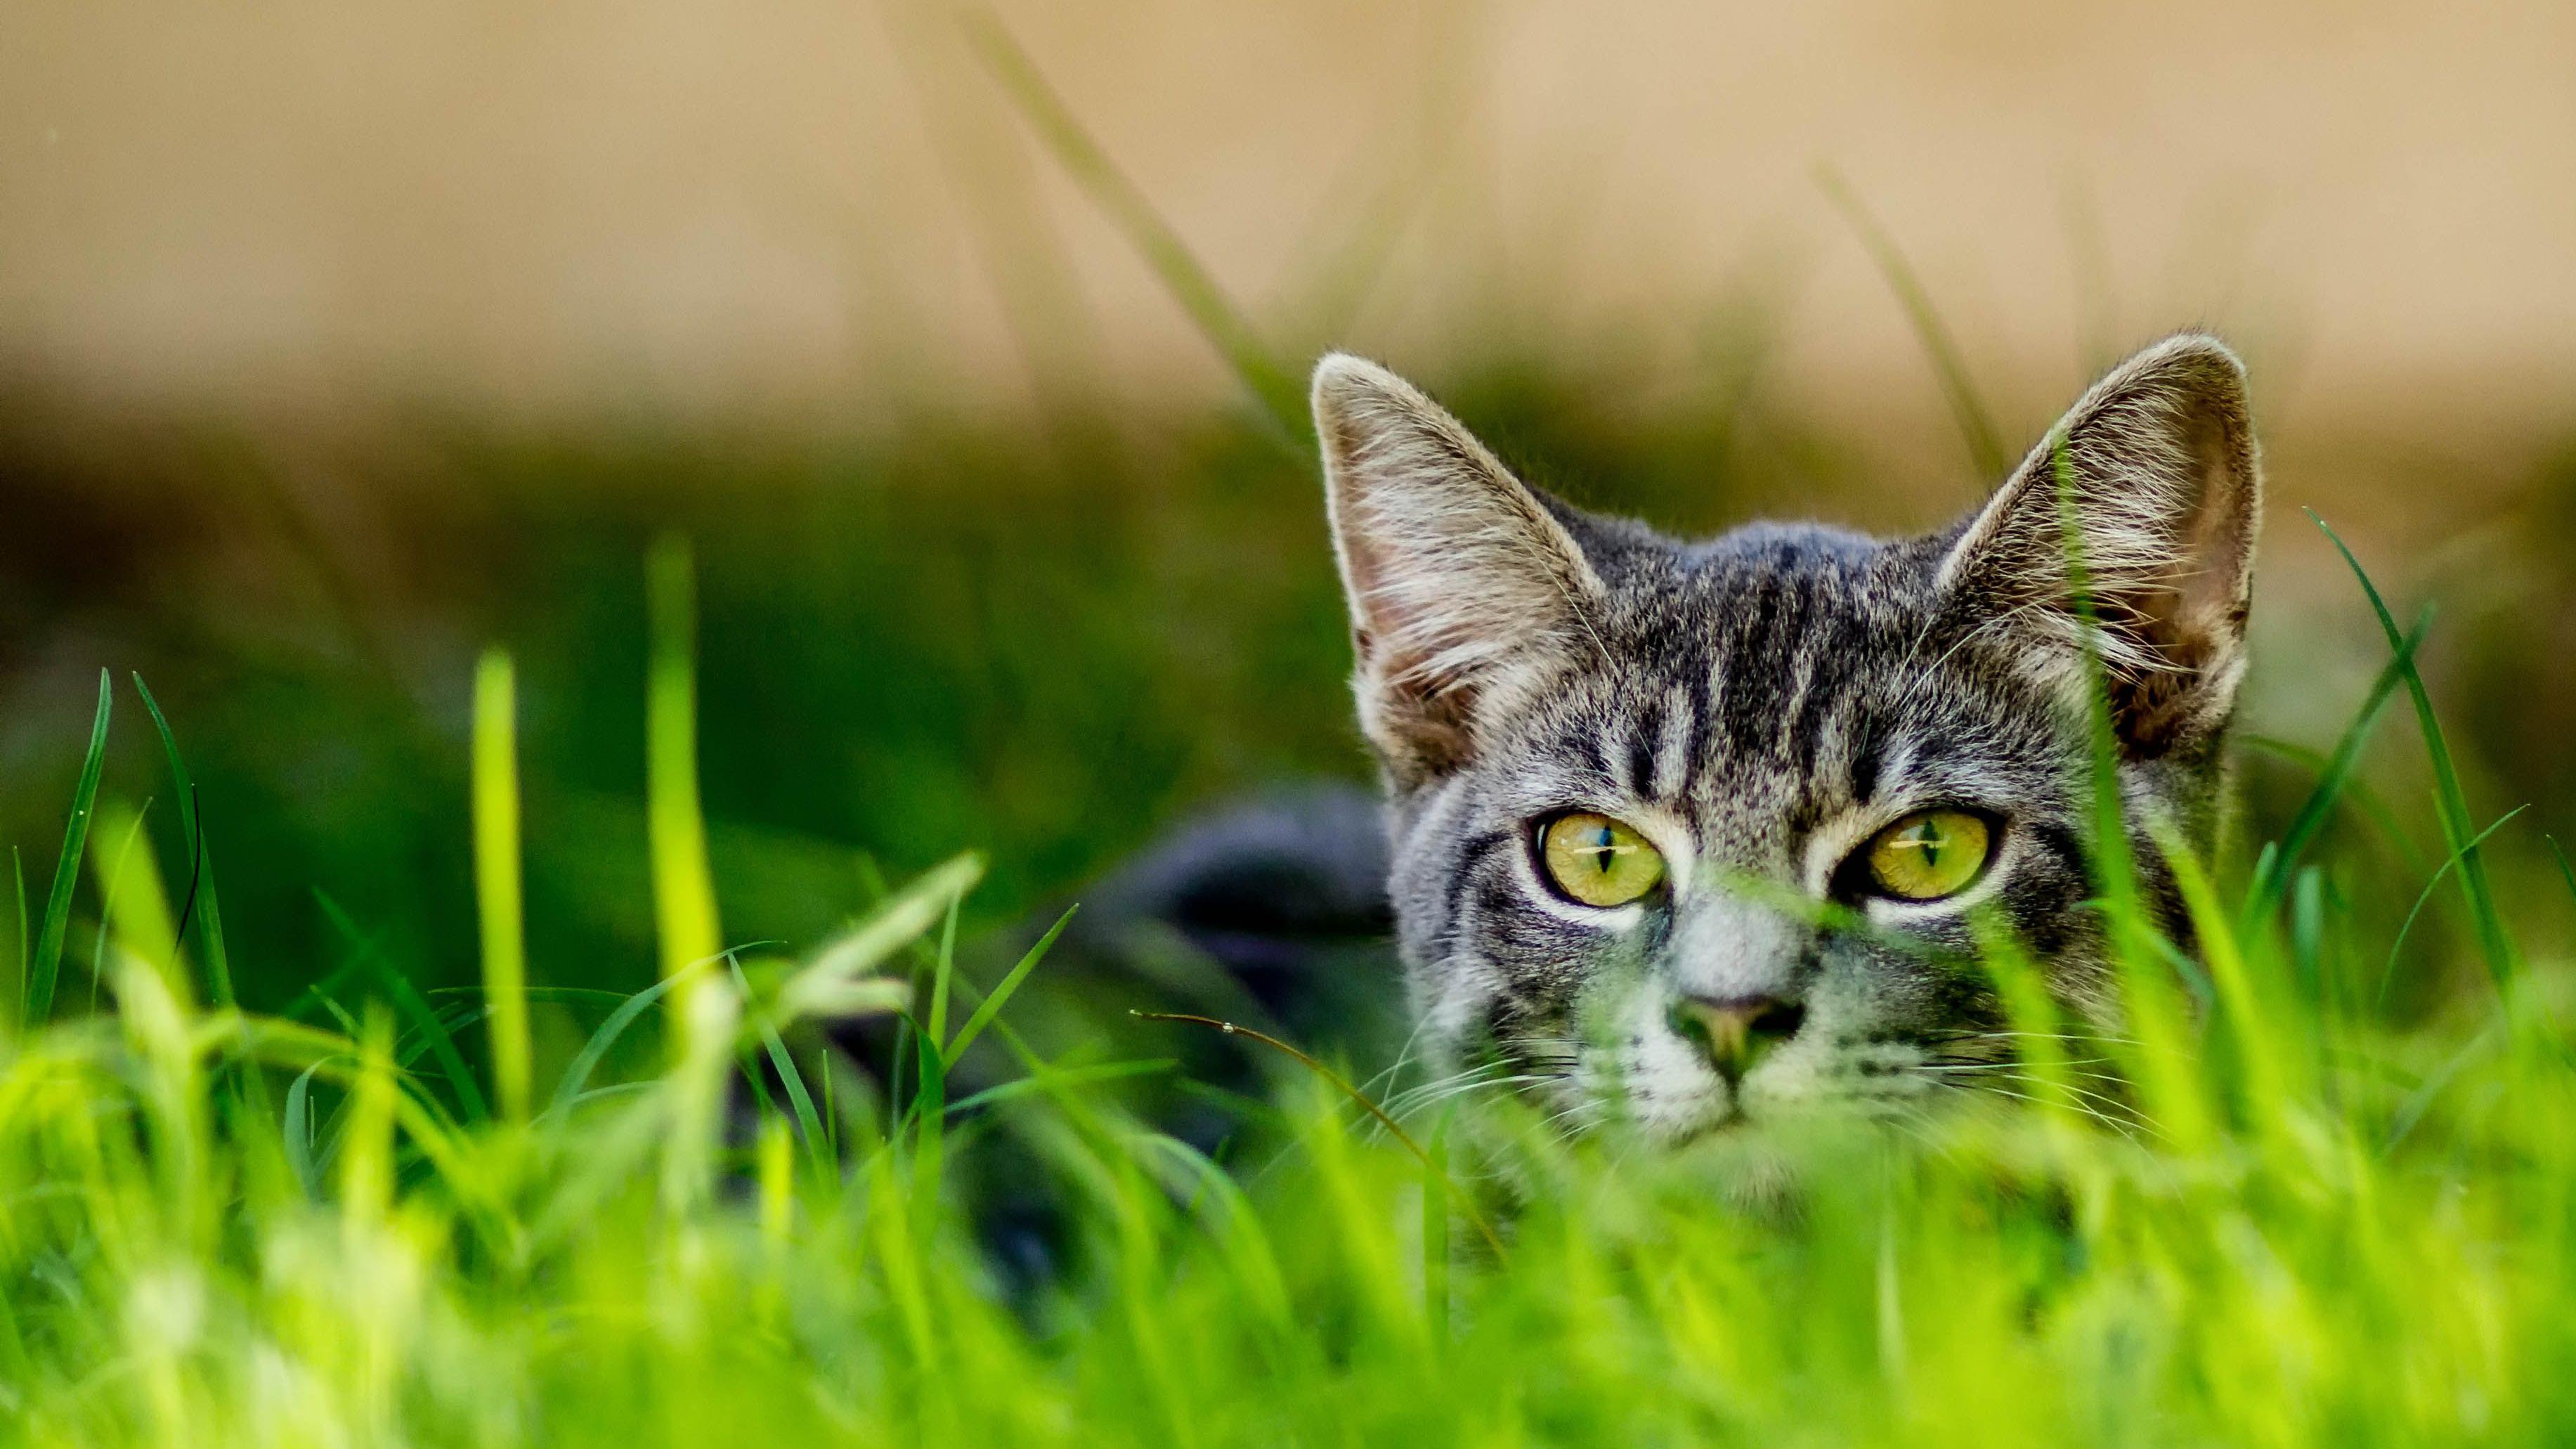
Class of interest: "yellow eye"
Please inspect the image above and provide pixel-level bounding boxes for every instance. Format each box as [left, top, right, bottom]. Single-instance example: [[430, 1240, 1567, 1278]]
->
[[1863, 810, 1993, 902], [1540, 812, 1667, 907]]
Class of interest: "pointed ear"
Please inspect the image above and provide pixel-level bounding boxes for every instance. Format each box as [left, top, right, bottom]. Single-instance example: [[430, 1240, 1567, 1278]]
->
[[1937, 333, 2263, 757], [1313, 353, 1606, 786]]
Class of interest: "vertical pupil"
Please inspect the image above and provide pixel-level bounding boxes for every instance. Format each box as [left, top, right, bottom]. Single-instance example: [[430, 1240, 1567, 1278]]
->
[[1589, 824, 1615, 875]]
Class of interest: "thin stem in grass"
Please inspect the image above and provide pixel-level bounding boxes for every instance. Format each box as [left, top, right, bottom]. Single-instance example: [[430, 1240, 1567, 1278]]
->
[[1132, 1010, 1505, 1258], [29, 669, 112, 1026], [647, 535, 725, 1048], [91, 798, 180, 983], [2241, 606, 2431, 929], [963, 6, 1308, 446], [947, 904, 1076, 1061], [1816, 164, 2008, 483], [2235, 734, 2428, 878], [2310, 511, 2518, 999], [2379, 805, 2530, 1011], [473, 651, 533, 1126], [8, 848, 23, 1037], [313, 890, 489, 1122], [134, 675, 231, 1010], [1423, 1108, 1452, 1344], [2549, 836, 2576, 907], [928, 894, 959, 1046]]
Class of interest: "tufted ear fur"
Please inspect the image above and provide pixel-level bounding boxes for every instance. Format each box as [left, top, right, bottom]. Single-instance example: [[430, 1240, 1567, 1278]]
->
[[1312, 354, 1606, 788], [1937, 333, 2263, 758]]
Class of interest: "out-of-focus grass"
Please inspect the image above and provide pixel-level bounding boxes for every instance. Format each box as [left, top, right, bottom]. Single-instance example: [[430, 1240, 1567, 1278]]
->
[[6, 22, 2576, 1439], [4, 531, 2576, 1445]]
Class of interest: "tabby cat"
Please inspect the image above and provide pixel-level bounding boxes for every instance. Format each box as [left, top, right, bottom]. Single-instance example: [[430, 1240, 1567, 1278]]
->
[[1308, 335, 2259, 1140]]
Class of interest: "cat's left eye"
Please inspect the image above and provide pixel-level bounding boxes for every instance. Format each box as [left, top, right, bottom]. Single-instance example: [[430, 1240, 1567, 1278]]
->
[[1538, 812, 1667, 907], [1860, 810, 1993, 902]]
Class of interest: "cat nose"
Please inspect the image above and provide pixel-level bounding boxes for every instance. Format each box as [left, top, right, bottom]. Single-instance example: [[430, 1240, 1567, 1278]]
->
[[1666, 994, 1807, 1085]]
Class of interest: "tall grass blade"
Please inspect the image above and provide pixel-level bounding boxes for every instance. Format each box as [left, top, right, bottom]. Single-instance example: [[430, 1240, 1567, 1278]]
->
[[313, 890, 489, 1121], [947, 903, 1075, 1060], [774, 854, 976, 1027], [729, 959, 832, 1181], [545, 966, 700, 1122], [646, 535, 724, 1053], [341, 1008, 398, 1233], [1133, 1009, 1505, 1257], [472, 651, 533, 1124], [134, 675, 233, 1008], [28, 669, 112, 1025], [928, 894, 959, 1044], [963, 7, 1307, 443], [943, 1058, 1173, 1117], [2549, 835, 2576, 907], [2242, 606, 2429, 927], [2379, 805, 2528, 1008], [910, 1029, 947, 1228], [91, 799, 181, 986], [1423, 1109, 1452, 1343], [282, 1056, 329, 1198], [1816, 164, 2009, 482], [2312, 512, 2518, 996], [7, 847, 23, 1036]]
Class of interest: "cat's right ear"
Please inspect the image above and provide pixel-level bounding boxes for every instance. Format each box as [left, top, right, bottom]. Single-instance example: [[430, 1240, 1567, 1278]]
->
[[1313, 354, 1606, 787]]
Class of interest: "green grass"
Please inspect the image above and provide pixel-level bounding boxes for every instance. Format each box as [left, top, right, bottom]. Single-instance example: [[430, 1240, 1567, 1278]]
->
[[6, 26, 2575, 1443], [4, 525, 2576, 1446]]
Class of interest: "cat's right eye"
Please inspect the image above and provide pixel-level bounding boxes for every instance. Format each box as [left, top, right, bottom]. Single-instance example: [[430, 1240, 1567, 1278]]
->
[[1537, 812, 1667, 907]]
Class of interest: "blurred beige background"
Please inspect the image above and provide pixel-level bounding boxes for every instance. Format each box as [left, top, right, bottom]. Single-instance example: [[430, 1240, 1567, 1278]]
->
[[4, 0, 2571, 452]]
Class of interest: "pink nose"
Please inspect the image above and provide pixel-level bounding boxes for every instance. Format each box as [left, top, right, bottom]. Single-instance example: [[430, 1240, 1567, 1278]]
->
[[1667, 994, 1807, 1084]]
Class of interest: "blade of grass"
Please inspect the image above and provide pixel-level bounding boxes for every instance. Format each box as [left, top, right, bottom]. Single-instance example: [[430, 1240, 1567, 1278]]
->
[[313, 890, 490, 1122], [2236, 734, 2429, 877], [647, 536, 725, 1058], [946, 904, 1076, 1060], [28, 669, 112, 1025], [2378, 805, 2529, 1010], [2549, 835, 2576, 907], [962, 6, 1306, 443], [943, 1058, 1174, 1117], [1816, 164, 2008, 483], [545, 964, 707, 1121], [472, 651, 533, 1124], [1424, 1108, 1452, 1343], [91, 798, 181, 991], [927, 894, 959, 1045], [729, 959, 832, 1182], [282, 1056, 332, 1198], [132, 676, 233, 1010], [2057, 168, 2120, 377], [1133, 1010, 1504, 1257], [2312, 512, 2517, 997], [2242, 606, 2430, 927], [7, 847, 23, 1036], [910, 1028, 947, 1228], [775, 855, 976, 1027]]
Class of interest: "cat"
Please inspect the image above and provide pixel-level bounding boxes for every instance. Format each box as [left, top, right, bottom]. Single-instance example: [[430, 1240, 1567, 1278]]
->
[[1300, 334, 2261, 1141]]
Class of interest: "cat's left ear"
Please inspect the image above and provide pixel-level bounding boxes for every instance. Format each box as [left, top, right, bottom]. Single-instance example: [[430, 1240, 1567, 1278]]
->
[[1937, 333, 2262, 757]]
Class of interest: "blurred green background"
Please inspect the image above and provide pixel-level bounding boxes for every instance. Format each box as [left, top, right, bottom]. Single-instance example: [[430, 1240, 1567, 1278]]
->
[[4, 0, 2575, 1035]]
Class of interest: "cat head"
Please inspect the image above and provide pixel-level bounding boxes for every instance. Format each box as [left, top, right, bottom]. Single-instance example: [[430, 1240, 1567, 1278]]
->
[[1314, 336, 2260, 1139]]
